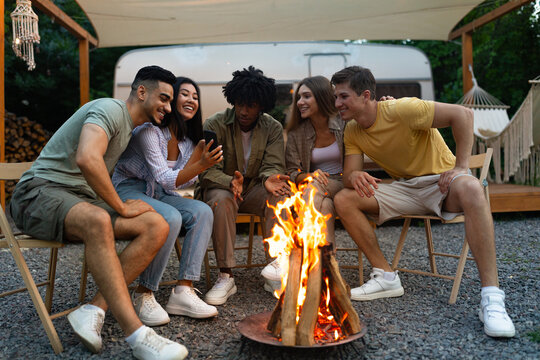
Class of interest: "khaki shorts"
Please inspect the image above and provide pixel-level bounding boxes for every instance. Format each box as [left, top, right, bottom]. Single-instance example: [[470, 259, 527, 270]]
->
[[9, 177, 118, 243], [371, 173, 474, 225]]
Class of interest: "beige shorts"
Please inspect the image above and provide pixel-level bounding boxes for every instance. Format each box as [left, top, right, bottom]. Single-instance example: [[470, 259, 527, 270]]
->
[[371, 173, 474, 225]]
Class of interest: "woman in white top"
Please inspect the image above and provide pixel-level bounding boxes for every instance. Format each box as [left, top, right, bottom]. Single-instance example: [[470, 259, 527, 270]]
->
[[261, 76, 345, 292], [113, 77, 222, 325], [285, 76, 345, 243]]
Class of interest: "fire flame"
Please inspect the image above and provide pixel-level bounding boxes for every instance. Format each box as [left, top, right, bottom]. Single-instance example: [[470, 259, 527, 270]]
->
[[265, 178, 346, 343]]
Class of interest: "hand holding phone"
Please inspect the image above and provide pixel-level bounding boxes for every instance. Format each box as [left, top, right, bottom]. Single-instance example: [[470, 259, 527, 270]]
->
[[203, 130, 219, 152]]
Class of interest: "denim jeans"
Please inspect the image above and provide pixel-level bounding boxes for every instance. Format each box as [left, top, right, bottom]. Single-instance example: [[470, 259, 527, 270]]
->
[[116, 178, 213, 291]]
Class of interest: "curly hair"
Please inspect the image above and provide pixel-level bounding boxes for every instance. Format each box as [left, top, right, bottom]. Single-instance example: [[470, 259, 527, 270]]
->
[[161, 77, 203, 144], [222, 66, 277, 113]]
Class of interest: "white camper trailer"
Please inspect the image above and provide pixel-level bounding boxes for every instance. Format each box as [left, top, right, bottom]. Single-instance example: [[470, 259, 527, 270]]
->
[[113, 41, 434, 118]]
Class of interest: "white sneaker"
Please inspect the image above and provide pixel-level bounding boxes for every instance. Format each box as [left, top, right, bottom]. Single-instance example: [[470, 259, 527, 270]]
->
[[67, 304, 105, 353], [165, 287, 218, 319], [351, 268, 404, 301], [132, 291, 170, 327], [204, 273, 237, 305], [130, 326, 188, 360], [261, 259, 283, 281], [479, 289, 515, 337], [263, 278, 283, 298]]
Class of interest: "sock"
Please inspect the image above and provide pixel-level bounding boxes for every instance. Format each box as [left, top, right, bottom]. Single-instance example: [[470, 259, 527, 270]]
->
[[481, 286, 501, 297], [219, 268, 233, 277], [383, 271, 396, 281], [125, 325, 146, 346], [174, 285, 191, 294], [134, 290, 152, 298], [84, 304, 104, 312]]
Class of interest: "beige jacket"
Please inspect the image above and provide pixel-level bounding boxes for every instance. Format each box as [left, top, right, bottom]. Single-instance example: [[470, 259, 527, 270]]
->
[[285, 116, 345, 183]]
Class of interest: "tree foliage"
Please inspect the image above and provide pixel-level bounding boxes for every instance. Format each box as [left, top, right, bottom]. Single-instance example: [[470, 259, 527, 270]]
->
[[3, 0, 539, 134], [4, 0, 135, 130], [374, 0, 540, 150]]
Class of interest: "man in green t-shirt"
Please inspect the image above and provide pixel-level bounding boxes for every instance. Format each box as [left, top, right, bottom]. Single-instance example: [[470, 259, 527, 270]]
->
[[331, 66, 514, 339], [10, 66, 189, 359]]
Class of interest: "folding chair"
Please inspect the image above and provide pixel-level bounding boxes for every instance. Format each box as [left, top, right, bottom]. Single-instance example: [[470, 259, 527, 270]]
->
[[203, 213, 270, 288], [0, 162, 74, 354], [391, 148, 493, 304]]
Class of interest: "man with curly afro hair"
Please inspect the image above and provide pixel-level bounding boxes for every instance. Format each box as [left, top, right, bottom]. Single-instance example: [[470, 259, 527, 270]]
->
[[196, 66, 291, 305]]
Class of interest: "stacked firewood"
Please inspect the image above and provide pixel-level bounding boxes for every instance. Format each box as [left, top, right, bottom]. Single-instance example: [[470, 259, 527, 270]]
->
[[3, 111, 51, 199], [5, 112, 50, 162]]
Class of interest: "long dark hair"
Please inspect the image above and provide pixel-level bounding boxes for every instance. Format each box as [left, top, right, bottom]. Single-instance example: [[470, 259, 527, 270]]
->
[[161, 76, 203, 144]]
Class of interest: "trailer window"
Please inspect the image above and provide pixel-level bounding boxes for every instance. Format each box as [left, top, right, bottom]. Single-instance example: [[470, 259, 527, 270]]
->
[[376, 83, 421, 99]]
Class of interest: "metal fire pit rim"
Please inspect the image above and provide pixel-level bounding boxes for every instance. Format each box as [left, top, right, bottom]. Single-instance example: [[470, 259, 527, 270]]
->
[[237, 311, 367, 349]]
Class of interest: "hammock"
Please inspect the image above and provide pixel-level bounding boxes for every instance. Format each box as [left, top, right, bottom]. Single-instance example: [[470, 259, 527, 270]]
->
[[471, 77, 540, 184], [456, 66, 510, 140]]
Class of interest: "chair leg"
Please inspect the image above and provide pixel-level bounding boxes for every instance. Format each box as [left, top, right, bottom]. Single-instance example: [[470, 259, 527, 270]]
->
[[247, 216, 255, 266], [45, 247, 58, 313], [392, 218, 411, 269], [204, 251, 211, 289], [260, 218, 271, 263], [79, 255, 88, 303], [9, 243, 63, 353], [357, 248, 364, 285], [424, 219, 438, 274], [174, 238, 182, 260], [449, 237, 470, 304]]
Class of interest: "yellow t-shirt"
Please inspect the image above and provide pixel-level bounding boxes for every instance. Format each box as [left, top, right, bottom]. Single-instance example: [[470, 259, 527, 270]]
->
[[344, 97, 455, 179]]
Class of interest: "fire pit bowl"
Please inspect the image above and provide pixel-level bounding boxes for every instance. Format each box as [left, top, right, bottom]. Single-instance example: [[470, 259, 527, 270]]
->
[[237, 311, 367, 348]]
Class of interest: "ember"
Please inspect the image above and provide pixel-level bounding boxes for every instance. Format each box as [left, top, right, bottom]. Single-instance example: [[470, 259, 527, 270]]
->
[[265, 179, 362, 346]]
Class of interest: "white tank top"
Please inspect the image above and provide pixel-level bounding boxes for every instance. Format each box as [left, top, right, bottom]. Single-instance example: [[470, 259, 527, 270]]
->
[[310, 141, 342, 174]]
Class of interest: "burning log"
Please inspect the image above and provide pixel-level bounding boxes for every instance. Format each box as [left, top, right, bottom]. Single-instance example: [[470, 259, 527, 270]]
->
[[323, 247, 362, 336], [296, 248, 322, 346], [266, 292, 284, 337], [265, 178, 363, 346], [280, 248, 302, 346]]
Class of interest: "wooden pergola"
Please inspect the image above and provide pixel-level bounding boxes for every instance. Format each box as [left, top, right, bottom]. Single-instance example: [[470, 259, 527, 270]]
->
[[0, 0, 97, 206], [0, 0, 534, 207]]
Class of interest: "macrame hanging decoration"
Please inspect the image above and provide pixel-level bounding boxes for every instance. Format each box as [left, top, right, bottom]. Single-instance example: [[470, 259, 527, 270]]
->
[[11, 0, 41, 71]]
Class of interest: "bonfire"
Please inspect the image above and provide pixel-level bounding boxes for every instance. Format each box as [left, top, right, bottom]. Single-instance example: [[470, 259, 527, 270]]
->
[[264, 178, 362, 346]]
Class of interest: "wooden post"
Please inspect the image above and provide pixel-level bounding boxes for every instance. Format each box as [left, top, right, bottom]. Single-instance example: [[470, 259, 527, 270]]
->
[[280, 248, 302, 346], [1, 0, 5, 209], [296, 248, 322, 346], [79, 38, 90, 106], [462, 31, 473, 94]]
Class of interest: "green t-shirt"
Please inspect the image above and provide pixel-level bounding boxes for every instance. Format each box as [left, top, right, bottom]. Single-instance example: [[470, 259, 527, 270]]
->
[[20, 98, 133, 197]]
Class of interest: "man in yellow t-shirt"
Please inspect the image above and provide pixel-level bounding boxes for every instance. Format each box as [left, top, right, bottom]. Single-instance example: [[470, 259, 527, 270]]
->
[[331, 66, 514, 338]]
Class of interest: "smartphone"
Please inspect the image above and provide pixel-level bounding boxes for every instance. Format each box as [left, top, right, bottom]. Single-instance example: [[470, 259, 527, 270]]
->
[[203, 130, 219, 152]]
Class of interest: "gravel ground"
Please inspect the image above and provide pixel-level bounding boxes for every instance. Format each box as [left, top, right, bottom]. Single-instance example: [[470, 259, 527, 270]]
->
[[1, 213, 539, 359]]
